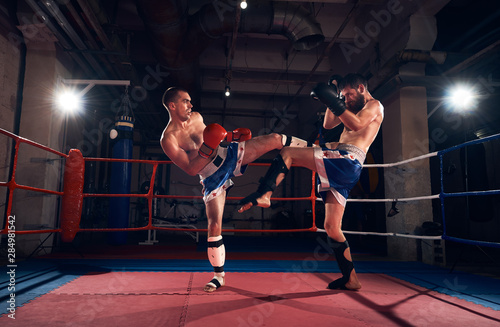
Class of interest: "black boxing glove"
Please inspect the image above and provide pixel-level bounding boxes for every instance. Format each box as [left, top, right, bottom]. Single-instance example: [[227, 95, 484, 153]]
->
[[328, 74, 343, 87], [311, 83, 346, 116]]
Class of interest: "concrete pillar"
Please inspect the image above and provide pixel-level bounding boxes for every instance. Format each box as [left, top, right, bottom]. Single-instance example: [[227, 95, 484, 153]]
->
[[0, 27, 22, 221], [13, 24, 70, 256], [376, 9, 441, 263], [382, 85, 433, 262]]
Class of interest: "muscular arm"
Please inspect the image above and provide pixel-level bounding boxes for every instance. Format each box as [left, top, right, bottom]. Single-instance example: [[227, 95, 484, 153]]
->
[[161, 134, 209, 176], [338, 100, 383, 132], [323, 108, 342, 130]]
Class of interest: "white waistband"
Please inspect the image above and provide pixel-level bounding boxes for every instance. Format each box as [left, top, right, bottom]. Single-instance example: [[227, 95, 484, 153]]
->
[[198, 146, 227, 179], [336, 144, 366, 163], [321, 143, 366, 163]]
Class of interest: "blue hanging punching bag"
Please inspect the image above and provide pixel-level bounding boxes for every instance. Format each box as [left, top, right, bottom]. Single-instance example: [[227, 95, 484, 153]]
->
[[108, 115, 134, 245]]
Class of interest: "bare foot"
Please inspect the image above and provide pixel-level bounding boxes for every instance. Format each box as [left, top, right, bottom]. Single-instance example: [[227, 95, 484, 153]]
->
[[203, 275, 225, 292], [346, 269, 362, 290], [345, 271, 362, 290], [238, 193, 271, 212], [344, 280, 362, 290], [328, 270, 362, 291], [238, 194, 271, 213]]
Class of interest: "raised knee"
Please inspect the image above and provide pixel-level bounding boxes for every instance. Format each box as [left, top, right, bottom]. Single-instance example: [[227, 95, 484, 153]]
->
[[269, 133, 283, 148], [270, 132, 281, 140]]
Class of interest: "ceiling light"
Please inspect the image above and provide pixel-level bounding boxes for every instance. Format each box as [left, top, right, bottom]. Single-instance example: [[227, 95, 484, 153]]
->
[[447, 85, 476, 112], [240, 0, 247, 9], [225, 85, 231, 97], [57, 90, 81, 113]]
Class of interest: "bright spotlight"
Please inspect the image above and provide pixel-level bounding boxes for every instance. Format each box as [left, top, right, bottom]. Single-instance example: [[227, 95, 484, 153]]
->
[[240, 0, 247, 9], [57, 90, 81, 112], [447, 85, 475, 111], [224, 85, 231, 97]]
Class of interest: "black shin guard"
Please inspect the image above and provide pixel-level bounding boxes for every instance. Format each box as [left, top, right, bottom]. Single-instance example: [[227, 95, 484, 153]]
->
[[256, 154, 289, 194], [239, 154, 289, 206], [327, 238, 354, 289]]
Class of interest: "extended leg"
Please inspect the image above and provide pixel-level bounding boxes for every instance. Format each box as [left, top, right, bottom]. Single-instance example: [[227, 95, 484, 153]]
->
[[241, 133, 310, 167]]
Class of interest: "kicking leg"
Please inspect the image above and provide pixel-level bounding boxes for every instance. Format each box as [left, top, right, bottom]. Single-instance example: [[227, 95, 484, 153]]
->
[[241, 133, 311, 166], [240, 133, 283, 166]]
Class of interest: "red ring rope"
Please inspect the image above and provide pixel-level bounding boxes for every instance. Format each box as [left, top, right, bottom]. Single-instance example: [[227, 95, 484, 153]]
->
[[1, 128, 318, 240]]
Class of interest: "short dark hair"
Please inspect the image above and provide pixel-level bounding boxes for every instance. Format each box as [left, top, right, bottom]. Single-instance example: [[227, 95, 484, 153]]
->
[[338, 73, 368, 91], [162, 87, 188, 109]]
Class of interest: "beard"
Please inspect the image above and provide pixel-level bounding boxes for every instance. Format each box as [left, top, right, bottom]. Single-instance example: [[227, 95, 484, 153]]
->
[[346, 92, 365, 113]]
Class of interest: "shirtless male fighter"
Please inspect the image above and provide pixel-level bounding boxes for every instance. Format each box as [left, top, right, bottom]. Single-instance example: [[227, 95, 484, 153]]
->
[[238, 74, 384, 290], [160, 87, 308, 292]]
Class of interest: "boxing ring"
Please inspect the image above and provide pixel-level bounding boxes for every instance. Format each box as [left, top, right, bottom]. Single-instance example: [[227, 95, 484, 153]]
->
[[2, 127, 500, 246], [341, 133, 500, 248], [1, 127, 500, 326]]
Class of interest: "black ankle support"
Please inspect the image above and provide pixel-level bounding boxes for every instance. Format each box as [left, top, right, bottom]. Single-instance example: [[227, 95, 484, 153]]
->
[[328, 238, 354, 288], [256, 154, 289, 194]]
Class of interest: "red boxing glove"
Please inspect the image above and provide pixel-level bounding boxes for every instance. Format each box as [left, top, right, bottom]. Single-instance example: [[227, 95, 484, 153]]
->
[[226, 128, 252, 142], [199, 123, 227, 158]]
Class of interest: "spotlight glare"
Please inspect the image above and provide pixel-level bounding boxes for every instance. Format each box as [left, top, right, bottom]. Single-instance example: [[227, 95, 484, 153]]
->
[[57, 91, 81, 112], [448, 85, 475, 111], [224, 85, 231, 97], [240, 0, 247, 9]]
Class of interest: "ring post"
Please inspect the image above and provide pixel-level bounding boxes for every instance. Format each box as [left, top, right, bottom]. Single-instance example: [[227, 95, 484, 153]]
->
[[60, 149, 85, 242]]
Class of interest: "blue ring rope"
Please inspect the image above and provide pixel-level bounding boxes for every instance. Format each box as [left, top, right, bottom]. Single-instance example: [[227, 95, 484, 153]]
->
[[438, 132, 500, 248]]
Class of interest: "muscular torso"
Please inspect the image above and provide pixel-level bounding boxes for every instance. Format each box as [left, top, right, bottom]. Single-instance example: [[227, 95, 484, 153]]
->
[[339, 113, 383, 153], [169, 121, 204, 161], [161, 112, 214, 175], [323, 98, 383, 153]]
